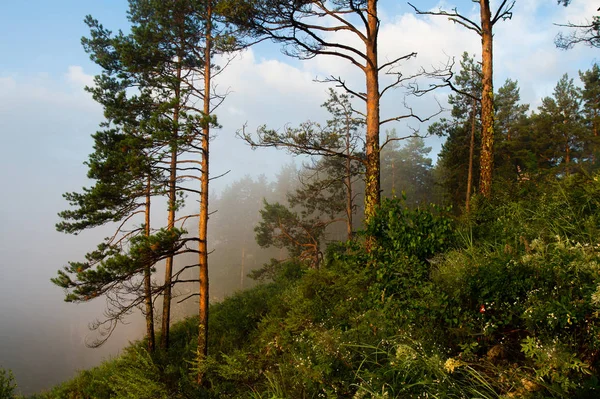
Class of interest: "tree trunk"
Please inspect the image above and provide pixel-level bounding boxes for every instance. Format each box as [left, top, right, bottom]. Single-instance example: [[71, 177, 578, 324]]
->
[[144, 175, 155, 352], [593, 109, 598, 164], [391, 159, 396, 194], [565, 141, 571, 175], [345, 115, 353, 240], [161, 60, 182, 350], [364, 0, 381, 223], [466, 98, 477, 213], [197, 0, 212, 385], [478, 0, 494, 198], [240, 241, 246, 290]]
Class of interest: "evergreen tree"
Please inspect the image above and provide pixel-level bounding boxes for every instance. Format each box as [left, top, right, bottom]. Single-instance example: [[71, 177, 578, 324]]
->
[[210, 175, 274, 293], [494, 79, 531, 183], [580, 64, 600, 165], [533, 74, 584, 174], [242, 89, 364, 239], [431, 53, 482, 210], [410, 1, 515, 198], [381, 134, 434, 207], [56, 0, 240, 360], [53, 15, 180, 350], [124, 0, 237, 361], [126, 0, 203, 350], [235, 0, 439, 224], [255, 200, 328, 269]]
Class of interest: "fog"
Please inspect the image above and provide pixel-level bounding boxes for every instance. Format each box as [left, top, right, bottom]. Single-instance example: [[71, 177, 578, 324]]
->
[[0, 0, 597, 395]]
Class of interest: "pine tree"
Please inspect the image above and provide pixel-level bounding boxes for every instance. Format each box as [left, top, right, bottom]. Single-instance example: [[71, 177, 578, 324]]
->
[[242, 89, 364, 238], [54, 15, 180, 350], [56, 0, 239, 358], [381, 136, 434, 207], [580, 64, 600, 165], [533, 74, 584, 174], [431, 53, 482, 210], [210, 175, 274, 292], [124, 1, 233, 358], [126, 0, 197, 350], [410, 1, 515, 198], [235, 0, 439, 224], [255, 200, 326, 269], [494, 79, 530, 183]]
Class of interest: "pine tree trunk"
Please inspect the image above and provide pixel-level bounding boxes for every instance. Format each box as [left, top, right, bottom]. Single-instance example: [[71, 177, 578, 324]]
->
[[478, 0, 494, 198], [593, 110, 598, 164], [466, 98, 477, 213], [197, 0, 212, 385], [391, 160, 395, 194], [161, 60, 182, 350], [364, 0, 380, 224], [144, 175, 155, 352], [566, 141, 571, 175], [240, 241, 246, 290], [345, 115, 353, 240]]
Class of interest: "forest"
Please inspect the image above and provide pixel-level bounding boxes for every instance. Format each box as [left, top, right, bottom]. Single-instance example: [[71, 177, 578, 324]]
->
[[1, 0, 600, 398]]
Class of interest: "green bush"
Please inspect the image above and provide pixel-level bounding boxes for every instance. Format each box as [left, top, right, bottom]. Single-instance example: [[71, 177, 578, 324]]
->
[[351, 339, 499, 399], [0, 368, 16, 399], [425, 174, 600, 397]]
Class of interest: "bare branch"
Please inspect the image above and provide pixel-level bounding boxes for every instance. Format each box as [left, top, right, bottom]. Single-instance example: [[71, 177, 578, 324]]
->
[[209, 170, 230, 181], [408, 2, 482, 35], [491, 0, 515, 25], [380, 96, 444, 126], [315, 75, 367, 102]]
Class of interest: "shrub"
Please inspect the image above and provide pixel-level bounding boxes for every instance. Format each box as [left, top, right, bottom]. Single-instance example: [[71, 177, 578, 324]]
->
[[0, 368, 16, 399]]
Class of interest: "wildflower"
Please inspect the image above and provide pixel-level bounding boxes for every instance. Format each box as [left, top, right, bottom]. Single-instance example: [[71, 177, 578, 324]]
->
[[444, 357, 465, 373]]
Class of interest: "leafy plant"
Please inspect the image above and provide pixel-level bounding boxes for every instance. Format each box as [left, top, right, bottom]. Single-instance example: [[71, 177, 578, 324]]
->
[[0, 368, 16, 399]]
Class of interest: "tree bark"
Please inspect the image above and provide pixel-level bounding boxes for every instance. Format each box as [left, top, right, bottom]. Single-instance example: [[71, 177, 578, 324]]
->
[[478, 0, 494, 198], [240, 242, 246, 290], [197, 0, 212, 385], [161, 59, 182, 351], [466, 98, 477, 213], [144, 175, 155, 352], [364, 0, 381, 223], [566, 140, 571, 175], [345, 122, 353, 241]]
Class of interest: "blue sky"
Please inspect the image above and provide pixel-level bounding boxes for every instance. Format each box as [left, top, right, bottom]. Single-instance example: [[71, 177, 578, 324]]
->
[[1, 0, 589, 81], [1, 1, 128, 75], [0, 0, 598, 394]]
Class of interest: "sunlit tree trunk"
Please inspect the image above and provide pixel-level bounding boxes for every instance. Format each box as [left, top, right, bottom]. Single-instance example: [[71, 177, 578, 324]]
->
[[466, 98, 477, 213], [479, 0, 494, 198], [198, 0, 212, 384], [144, 175, 155, 352], [364, 0, 381, 223], [161, 60, 182, 350], [345, 121, 353, 240]]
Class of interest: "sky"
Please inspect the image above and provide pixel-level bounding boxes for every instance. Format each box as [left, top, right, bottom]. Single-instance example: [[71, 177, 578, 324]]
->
[[0, 0, 598, 395]]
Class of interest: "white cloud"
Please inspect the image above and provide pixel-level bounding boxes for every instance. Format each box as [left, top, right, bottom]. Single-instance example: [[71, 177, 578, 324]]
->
[[0, 75, 17, 91], [209, 49, 327, 192], [65, 65, 95, 89]]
